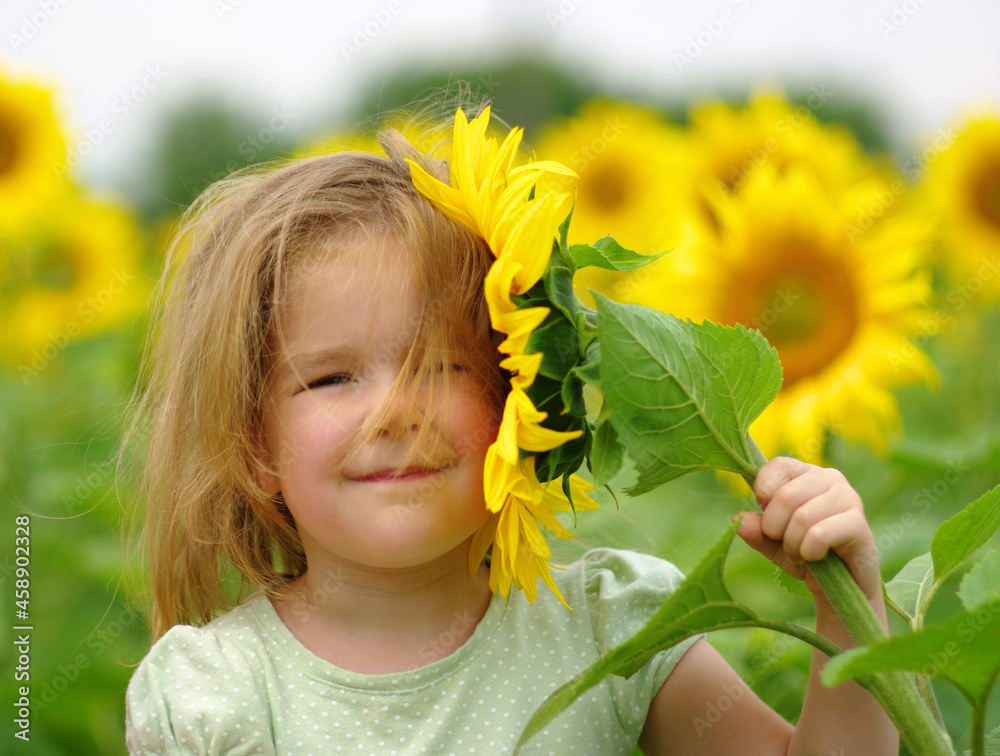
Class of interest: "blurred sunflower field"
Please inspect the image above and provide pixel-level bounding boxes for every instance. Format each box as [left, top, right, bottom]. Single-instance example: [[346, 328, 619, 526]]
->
[[1, 56, 999, 754]]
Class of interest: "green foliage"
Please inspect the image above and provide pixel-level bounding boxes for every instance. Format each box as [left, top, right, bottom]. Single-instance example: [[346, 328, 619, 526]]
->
[[958, 549, 1000, 610], [519, 239, 591, 485], [885, 551, 935, 624], [1, 330, 149, 755], [883, 485, 1000, 629], [932, 486, 1000, 587], [141, 97, 298, 219], [569, 236, 667, 272], [825, 485, 1000, 755]]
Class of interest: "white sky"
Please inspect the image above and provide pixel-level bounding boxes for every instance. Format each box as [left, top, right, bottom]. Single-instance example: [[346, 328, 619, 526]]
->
[[3, 0, 999, 191]]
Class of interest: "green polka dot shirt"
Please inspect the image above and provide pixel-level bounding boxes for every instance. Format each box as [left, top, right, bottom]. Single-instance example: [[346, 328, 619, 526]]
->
[[126, 548, 697, 755]]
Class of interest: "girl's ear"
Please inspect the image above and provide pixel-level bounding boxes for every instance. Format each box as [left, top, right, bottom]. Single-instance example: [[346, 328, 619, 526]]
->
[[252, 435, 281, 496], [258, 462, 281, 497]]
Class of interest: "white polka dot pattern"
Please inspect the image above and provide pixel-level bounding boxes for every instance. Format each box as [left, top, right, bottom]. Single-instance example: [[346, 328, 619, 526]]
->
[[125, 548, 697, 755]]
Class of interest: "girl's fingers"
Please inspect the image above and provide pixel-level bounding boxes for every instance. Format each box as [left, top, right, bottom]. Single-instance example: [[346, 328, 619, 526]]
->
[[736, 511, 809, 579], [759, 471, 836, 543], [801, 509, 882, 598], [753, 456, 811, 506], [735, 512, 780, 561], [747, 458, 879, 597], [779, 489, 855, 564]]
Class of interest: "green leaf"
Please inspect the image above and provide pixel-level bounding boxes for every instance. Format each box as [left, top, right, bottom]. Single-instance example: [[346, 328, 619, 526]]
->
[[569, 236, 666, 272], [589, 402, 625, 487], [986, 725, 1000, 755], [526, 316, 579, 381], [824, 603, 1000, 707], [959, 549, 1000, 611], [560, 369, 587, 418], [571, 343, 601, 388], [773, 566, 814, 602], [932, 484, 1000, 584], [885, 552, 935, 624], [962, 726, 1000, 755], [592, 296, 782, 494], [557, 205, 575, 267], [880, 485, 1000, 629], [541, 245, 579, 324], [516, 520, 760, 752]]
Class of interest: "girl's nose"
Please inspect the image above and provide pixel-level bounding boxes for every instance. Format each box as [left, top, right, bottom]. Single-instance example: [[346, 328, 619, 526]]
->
[[372, 376, 425, 439]]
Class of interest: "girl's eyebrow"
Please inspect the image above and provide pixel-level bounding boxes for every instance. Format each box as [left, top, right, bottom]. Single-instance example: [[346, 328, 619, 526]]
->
[[275, 345, 361, 383]]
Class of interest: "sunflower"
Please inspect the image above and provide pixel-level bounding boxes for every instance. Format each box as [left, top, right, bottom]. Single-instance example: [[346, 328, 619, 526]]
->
[[616, 165, 937, 461], [535, 99, 685, 253], [684, 93, 893, 221], [0, 71, 67, 228], [534, 99, 686, 308], [920, 114, 1000, 299], [3, 195, 147, 378], [409, 107, 599, 605]]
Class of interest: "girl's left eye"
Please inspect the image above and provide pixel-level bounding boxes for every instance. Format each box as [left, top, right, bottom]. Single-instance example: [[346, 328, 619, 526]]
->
[[307, 373, 353, 389]]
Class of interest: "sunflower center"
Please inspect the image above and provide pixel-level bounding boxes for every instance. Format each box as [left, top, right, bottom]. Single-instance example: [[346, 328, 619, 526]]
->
[[970, 158, 1000, 230], [581, 159, 630, 212], [718, 249, 860, 388], [0, 112, 22, 177]]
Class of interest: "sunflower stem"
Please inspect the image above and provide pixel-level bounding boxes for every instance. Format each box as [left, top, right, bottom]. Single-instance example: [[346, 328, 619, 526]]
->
[[971, 701, 986, 756]]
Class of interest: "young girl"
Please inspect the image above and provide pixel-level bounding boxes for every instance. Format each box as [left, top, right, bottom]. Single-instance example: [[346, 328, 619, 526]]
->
[[125, 110, 897, 755]]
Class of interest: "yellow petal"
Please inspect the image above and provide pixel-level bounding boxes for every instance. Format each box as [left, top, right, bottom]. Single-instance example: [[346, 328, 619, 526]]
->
[[494, 306, 550, 355], [484, 255, 521, 319], [468, 511, 500, 574], [488, 407, 520, 468], [510, 160, 579, 179], [504, 195, 560, 294], [523, 497, 575, 541], [407, 159, 478, 232], [518, 422, 583, 453], [499, 352, 543, 389], [535, 560, 570, 609], [537, 474, 601, 513]]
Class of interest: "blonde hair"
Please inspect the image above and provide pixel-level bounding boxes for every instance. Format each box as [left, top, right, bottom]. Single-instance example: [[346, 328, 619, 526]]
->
[[125, 129, 506, 640]]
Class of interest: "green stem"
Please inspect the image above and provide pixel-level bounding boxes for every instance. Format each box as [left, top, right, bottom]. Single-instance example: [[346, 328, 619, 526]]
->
[[746, 435, 769, 471], [744, 617, 843, 660], [739, 435, 769, 489], [915, 673, 947, 729], [882, 581, 912, 625], [972, 704, 986, 756], [971, 702, 985, 756]]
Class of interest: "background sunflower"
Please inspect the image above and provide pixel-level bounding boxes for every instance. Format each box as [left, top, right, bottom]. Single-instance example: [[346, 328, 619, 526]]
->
[[920, 116, 1000, 301], [4, 197, 147, 376], [0, 72, 66, 227]]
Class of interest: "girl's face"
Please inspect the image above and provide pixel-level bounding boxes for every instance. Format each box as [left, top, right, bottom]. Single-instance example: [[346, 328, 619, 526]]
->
[[260, 247, 499, 573]]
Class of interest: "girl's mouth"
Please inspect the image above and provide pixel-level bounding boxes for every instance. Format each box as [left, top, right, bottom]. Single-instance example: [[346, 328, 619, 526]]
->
[[349, 466, 442, 483]]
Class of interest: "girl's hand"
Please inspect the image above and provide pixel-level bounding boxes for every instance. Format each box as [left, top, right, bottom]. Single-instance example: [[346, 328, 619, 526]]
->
[[735, 456, 882, 607]]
